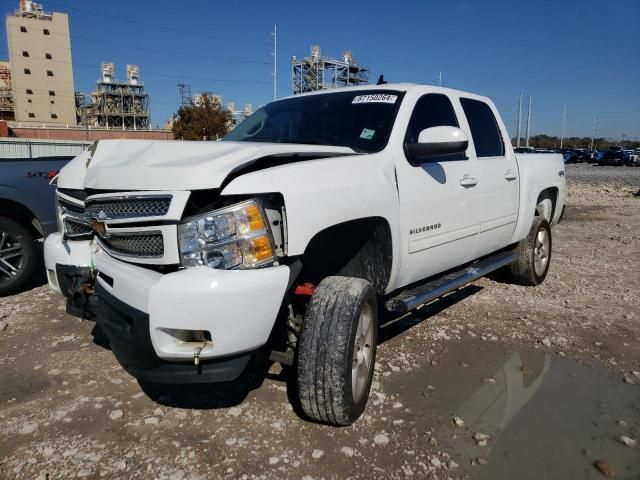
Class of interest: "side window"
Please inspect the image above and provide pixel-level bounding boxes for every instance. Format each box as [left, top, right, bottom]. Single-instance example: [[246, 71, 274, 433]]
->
[[460, 98, 504, 157], [405, 94, 459, 143]]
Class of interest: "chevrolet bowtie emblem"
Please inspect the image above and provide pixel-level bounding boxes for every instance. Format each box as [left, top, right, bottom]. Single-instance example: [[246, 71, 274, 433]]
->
[[91, 219, 108, 238]]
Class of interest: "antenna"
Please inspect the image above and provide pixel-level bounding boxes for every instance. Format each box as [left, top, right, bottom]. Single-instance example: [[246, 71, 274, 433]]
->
[[376, 74, 387, 85], [560, 104, 566, 149], [516, 92, 522, 148], [437, 71, 442, 87], [270, 25, 277, 101], [525, 95, 532, 148], [590, 114, 596, 151]]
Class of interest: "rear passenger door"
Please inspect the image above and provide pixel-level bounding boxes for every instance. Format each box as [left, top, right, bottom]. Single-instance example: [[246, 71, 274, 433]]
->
[[460, 98, 519, 256]]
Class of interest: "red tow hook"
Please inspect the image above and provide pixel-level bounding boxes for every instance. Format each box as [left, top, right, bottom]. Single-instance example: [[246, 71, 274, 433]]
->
[[294, 282, 315, 296]]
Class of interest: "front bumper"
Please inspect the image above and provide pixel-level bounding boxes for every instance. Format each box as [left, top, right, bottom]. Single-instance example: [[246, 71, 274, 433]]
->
[[44, 233, 98, 318], [94, 249, 290, 366], [44, 233, 94, 294], [96, 283, 252, 384]]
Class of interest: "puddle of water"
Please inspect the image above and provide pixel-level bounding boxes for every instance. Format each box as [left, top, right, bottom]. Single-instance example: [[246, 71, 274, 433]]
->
[[386, 341, 640, 479]]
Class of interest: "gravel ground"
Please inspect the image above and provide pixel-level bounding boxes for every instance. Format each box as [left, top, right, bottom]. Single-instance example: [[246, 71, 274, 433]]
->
[[0, 163, 639, 480]]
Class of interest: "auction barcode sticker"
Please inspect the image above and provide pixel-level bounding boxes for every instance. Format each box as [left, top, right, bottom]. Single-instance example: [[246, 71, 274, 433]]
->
[[352, 94, 398, 104]]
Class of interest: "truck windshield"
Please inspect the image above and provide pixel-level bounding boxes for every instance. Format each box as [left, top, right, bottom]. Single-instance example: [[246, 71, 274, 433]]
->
[[223, 90, 404, 153]]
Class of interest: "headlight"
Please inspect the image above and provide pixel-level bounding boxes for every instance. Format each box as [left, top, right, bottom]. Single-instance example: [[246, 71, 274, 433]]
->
[[178, 199, 276, 270], [57, 192, 93, 240]]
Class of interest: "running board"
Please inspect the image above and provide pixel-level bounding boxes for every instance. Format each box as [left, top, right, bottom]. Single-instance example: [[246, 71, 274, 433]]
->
[[385, 250, 518, 313]]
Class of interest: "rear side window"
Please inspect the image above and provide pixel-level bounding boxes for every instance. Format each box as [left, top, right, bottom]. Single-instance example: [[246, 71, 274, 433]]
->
[[460, 98, 504, 157], [405, 94, 458, 143]]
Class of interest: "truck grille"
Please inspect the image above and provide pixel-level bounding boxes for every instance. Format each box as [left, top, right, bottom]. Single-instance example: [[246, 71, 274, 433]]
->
[[100, 232, 164, 258], [86, 196, 171, 220], [64, 218, 93, 237]]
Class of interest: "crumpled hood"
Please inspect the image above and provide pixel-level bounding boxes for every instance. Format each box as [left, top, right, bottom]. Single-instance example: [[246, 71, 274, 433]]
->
[[83, 140, 355, 191]]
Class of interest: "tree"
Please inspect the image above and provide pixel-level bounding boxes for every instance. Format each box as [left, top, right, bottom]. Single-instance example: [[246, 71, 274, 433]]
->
[[171, 93, 231, 141]]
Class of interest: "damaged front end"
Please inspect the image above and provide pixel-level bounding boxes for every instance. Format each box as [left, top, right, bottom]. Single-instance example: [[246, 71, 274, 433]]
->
[[55, 264, 98, 319]]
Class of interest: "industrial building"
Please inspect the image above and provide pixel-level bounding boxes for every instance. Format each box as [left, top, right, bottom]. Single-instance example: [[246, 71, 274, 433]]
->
[[5, 0, 76, 126], [291, 46, 369, 95], [0, 62, 12, 121], [78, 62, 150, 130]]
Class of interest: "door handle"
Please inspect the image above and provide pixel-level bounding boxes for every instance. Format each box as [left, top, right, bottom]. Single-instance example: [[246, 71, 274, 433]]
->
[[504, 170, 517, 181], [459, 175, 478, 187]]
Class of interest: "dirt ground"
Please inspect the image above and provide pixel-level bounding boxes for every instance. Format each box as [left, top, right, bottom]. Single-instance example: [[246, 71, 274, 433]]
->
[[0, 163, 639, 480]]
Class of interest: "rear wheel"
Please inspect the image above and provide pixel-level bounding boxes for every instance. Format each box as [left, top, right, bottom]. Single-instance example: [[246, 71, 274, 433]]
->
[[504, 217, 552, 286], [296, 276, 378, 426], [0, 217, 41, 297]]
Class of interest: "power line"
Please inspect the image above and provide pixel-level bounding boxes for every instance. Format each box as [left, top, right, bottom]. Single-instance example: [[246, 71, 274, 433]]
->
[[0, 50, 271, 86], [46, 1, 271, 46]]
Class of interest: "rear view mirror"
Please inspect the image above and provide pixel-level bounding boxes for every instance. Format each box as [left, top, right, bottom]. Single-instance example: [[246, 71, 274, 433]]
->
[[405, 126, 468, 162]]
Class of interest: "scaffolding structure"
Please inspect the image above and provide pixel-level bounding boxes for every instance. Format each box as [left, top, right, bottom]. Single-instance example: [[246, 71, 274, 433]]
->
[[177, 81, 192, 107], [81, 62, 150, 130], [0, 64, 14, 121], [15, 0, 52, 20], [291, 46, 369, 95]]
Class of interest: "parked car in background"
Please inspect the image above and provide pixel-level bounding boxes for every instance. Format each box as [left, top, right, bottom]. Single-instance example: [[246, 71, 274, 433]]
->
[[0, 156, 73, 296], [598, 147, 627, 166], [574, 148, 590, 162], [623, 149, 638, 166], [562, 149, 579, 163]]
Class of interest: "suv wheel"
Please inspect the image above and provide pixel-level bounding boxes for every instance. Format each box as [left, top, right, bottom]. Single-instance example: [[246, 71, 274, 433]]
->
[[0, 217, 41, 297], [296, 276, 378, 426]]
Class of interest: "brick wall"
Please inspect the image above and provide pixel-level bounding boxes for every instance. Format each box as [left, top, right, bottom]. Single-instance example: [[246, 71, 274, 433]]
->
[[2, 123, 173, 141]]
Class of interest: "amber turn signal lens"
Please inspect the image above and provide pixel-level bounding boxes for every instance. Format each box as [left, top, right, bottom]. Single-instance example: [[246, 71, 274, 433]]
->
[[251, 235, 274, 262], [245, 204, 266, 232]]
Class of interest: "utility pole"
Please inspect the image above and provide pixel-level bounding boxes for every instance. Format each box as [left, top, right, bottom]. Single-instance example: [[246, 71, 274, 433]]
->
[[560, 104, 566, 149], [271, 25, 277, 101], [525, 95, 532, 148], [516, 92, 522, 148], [437, 71, 442, 87], [590, 114, 596, 151]]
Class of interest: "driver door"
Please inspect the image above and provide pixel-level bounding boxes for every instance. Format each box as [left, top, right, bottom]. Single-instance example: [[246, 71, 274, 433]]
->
[[394, 93, 480, 288]]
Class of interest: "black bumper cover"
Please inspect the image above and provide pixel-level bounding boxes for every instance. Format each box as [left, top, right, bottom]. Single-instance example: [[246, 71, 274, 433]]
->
[[56, 264, 98, 319], [95, 283, 251, 384]]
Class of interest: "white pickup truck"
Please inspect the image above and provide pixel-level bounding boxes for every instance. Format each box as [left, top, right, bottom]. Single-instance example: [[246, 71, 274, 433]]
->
[[44, 84, 565, 426]]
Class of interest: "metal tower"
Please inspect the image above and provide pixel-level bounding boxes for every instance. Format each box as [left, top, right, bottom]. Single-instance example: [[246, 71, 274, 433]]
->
[[83, 62, 150, 130], [291, 46, 369, 95]]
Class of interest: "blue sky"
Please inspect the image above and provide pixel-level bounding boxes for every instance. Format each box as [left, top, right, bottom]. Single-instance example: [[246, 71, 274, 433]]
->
[[2, 0, 638, 139]]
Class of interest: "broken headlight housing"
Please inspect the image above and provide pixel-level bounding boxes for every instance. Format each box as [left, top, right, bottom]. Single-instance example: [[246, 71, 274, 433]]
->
[[56, 192, 93, 240], [178, 199, 276, 270]]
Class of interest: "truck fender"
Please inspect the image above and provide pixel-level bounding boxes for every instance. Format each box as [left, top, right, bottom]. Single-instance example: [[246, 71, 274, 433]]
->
[[221, 154, 402, 293]]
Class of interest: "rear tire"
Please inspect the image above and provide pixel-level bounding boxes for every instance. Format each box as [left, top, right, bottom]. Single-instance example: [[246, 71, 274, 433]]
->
[[0, 216, 41, 297], [296, 276, 378, 426], [504, 217, 552, 286]]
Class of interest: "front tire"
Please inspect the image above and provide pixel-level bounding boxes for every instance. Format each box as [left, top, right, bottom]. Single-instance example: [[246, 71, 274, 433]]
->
[[0, 217, 41, 297], [504, 217, 552, 286], [296, 276, 378, 426]]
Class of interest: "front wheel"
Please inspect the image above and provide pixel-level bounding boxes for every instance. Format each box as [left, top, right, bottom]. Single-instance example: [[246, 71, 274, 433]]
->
[[504, 217, 552, 286], [296, 276, 378, 426]]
